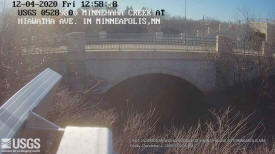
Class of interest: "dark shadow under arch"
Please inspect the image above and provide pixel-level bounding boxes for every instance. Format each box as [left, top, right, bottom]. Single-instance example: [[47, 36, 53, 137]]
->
[[103, 73, 209, 128]]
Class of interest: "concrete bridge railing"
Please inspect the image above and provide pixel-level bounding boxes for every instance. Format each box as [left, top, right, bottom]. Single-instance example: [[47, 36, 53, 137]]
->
[[66, 32, 271, 55], [85, 32, 217, 52]]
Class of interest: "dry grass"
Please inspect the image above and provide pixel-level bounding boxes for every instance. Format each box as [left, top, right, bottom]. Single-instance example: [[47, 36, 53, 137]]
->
[[46, 87, 274, 154], [0, 64, 37, 104], [164, 108, 269, 154], [47, 87, 117, 128], [113, 107, 160, 154]]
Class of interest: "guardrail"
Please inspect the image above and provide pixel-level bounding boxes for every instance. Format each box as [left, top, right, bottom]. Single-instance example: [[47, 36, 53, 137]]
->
[[85, 33, 216, 46], [19, 33, 217, 53], [85, 33, 216, 52]]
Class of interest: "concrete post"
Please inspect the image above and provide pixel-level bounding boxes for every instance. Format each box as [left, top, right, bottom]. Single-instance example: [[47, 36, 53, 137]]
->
[[65, 32, 87, 90], [196, 30, 199, 37], [156, 32, 163, 40], [216, 35, 233, 53], [99, 31, 107, 40], [180, 33, 183, 39]]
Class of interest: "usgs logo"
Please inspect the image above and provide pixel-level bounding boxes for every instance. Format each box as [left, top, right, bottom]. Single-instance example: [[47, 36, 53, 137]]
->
[[1, 138, 40, 153]]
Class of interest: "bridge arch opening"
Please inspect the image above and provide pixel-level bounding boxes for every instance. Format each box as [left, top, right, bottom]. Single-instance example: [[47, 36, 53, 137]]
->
[[103, 73, 208, 127]]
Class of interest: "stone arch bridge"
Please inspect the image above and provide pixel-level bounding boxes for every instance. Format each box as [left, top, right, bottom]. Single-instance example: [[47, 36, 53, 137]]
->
[[23, 32, 273, 94]]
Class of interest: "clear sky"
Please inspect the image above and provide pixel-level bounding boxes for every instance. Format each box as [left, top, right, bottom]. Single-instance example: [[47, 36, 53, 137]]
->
[[117, 0, 275, 21]]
